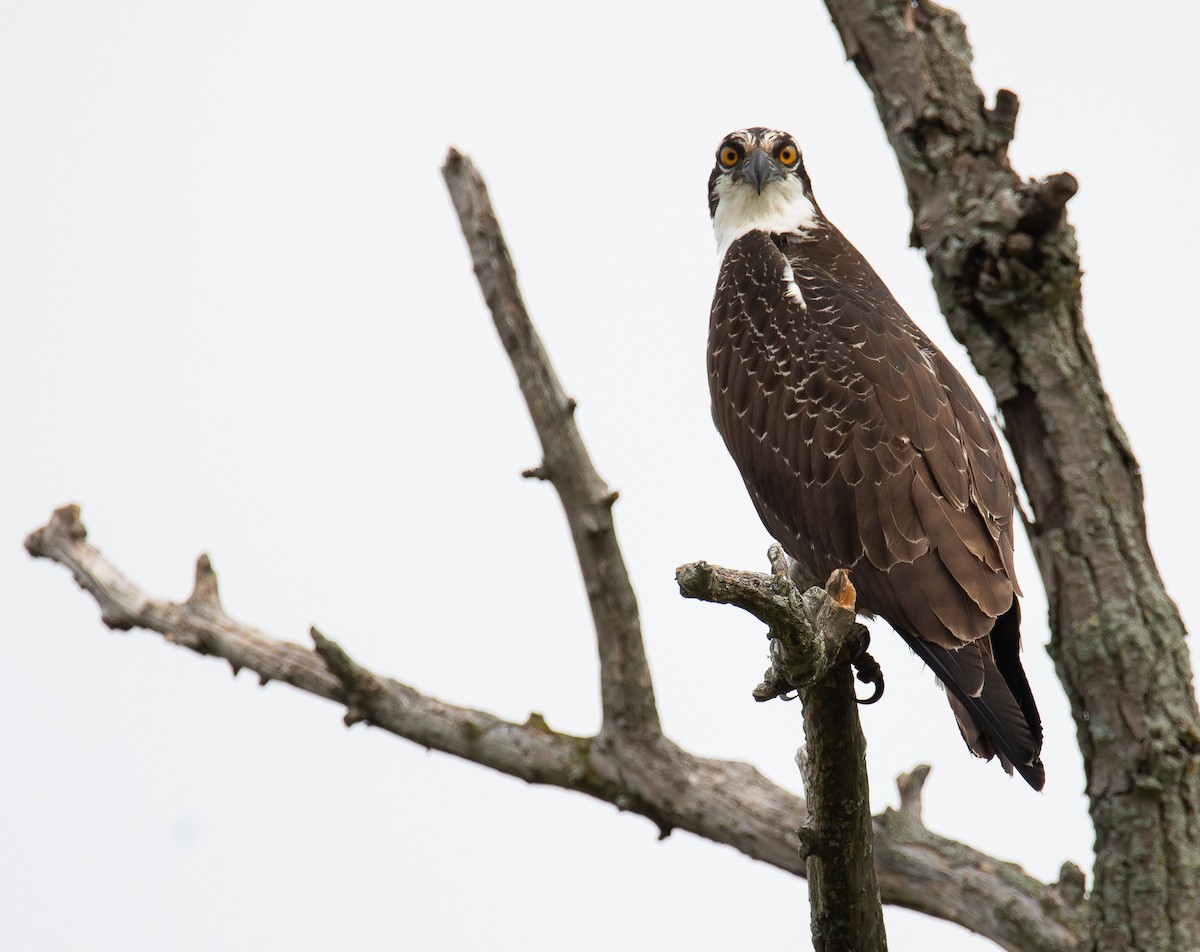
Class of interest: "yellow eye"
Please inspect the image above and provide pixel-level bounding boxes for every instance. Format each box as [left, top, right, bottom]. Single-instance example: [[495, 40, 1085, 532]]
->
[[719, 146, 741, 168], [778, 145, 798, 166]]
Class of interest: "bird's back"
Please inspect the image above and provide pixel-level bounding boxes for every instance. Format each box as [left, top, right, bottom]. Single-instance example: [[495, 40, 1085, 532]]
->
[[709, 224, 1045, 788]]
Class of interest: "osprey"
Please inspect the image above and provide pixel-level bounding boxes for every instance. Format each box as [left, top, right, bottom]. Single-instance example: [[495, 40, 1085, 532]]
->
[[707, 127, 1044, 789]]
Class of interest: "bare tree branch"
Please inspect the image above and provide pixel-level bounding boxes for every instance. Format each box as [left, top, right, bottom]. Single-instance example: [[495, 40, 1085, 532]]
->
[[677, 560, 853, 694], [440, 148, 658, 744], [679, 559, 887, 951], [27, 503, 1084, 952], [820, 2, 1200, 948]]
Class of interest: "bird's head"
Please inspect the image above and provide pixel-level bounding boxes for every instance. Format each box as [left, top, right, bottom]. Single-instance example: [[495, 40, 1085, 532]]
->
[[708, 127, 818, 257]]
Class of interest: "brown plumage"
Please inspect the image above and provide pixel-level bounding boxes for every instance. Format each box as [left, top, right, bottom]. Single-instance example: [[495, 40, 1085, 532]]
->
[[707, 128, 1044, 788]]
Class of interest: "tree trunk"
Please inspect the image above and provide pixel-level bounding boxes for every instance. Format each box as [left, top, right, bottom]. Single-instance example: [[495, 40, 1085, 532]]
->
[[822, 3, 1200, 949]]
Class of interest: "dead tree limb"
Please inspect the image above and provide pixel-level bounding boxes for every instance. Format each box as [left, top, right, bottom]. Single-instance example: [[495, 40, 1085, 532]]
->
[[441, 148, 658, 745], [820, 2, 1200, 949], [26, 502, 1084, 951], [680, 558, 887, 952]]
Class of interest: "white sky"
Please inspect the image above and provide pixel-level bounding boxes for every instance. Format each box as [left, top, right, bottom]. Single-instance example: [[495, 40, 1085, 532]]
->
[[3, 3, 1197, 950]]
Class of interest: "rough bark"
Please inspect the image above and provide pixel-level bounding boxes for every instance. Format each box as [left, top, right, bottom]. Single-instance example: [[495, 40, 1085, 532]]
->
[[678, 560, 887, 952], [821, 2, 1200, 950], [801, 663, 886, 952], [26, 503, 1084, 951]]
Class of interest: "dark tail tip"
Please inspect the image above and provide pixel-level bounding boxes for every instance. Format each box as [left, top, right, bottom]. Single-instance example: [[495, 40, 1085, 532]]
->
[[897, 604, 1045, 791]]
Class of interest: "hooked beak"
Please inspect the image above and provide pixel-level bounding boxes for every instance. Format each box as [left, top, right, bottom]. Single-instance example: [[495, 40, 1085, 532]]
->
[[746, 150, 772, 194]]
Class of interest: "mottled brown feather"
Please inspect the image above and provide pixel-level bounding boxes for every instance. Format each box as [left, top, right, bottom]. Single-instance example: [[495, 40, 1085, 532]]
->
[[709, 223, 1044, 788]]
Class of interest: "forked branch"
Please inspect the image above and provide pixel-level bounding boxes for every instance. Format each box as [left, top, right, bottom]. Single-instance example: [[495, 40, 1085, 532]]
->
[[25, 509, 1083, 951]]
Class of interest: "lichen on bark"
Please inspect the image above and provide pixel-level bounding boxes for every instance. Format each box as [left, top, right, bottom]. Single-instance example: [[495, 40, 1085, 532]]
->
[[822, 2, 1200, 949]]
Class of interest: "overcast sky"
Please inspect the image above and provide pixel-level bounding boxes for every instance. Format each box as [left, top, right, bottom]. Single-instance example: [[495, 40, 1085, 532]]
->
[[3, 3, 1197, 950]]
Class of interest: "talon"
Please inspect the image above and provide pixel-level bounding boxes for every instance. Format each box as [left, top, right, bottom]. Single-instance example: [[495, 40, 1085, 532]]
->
[[852, 647, 885, 705], [855, 677, 884, 705]]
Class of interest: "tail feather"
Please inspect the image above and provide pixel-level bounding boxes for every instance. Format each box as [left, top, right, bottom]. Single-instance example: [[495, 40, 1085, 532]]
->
[[990, 600, 1043, 755], [897, 601, 1045, 790]]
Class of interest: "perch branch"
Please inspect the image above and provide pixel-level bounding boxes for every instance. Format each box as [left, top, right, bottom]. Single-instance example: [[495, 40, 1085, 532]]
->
[[441, 148, 657, 743], [677, 555, 882, 704], [676, 560, 852, 692], [678, 559, 886, 951], [28, 503, 1083, 952]]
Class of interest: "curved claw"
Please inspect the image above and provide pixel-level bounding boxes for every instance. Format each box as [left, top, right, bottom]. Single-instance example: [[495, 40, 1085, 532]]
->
[[855, 673, 885, 705], [852, 645, 885, 705]]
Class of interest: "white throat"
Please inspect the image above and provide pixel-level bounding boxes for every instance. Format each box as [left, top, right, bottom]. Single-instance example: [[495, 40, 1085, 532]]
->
[[712, 176, 817, 259]]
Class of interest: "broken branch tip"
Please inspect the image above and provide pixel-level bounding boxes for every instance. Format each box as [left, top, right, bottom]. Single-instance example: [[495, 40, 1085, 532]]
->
[[896, 764, 932, 823], [188, 553, 222, 609]]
